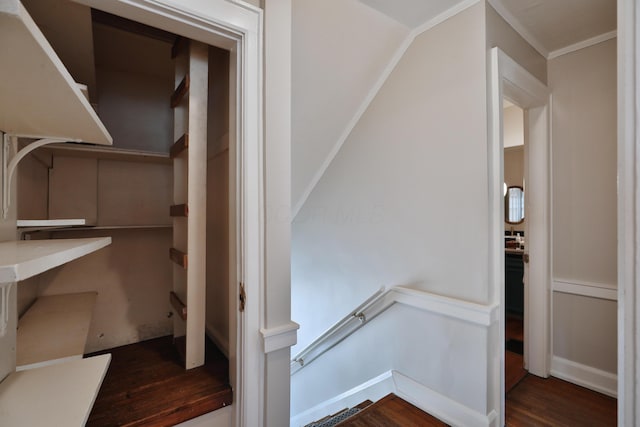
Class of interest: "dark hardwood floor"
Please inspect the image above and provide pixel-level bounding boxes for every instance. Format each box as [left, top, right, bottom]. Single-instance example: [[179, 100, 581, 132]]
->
[[506, 375, 617, 426], [336, 394, 446, 426], [505, 314, 527, 392], [86, 335, 232, 427], [506, 314, 524, 342]]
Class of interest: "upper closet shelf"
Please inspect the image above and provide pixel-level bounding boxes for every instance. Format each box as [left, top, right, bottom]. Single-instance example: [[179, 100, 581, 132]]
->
[[0, 237, 111, 284], [0, 0, 111, 145], [17, 219, 88, 228]]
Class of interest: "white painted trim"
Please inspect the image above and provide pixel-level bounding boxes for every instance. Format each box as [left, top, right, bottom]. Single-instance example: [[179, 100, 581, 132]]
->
[[489, 47, 551, 427], [291, 0, 481, 218], [486, 0, 549, 58], [487, 46, 505, 427], [498, 50, 549, 107], [551, 356, 617, 398], [391, 287, 498, 327], [617, 0, 638, 423], [548, 31, 617, 60], [260, 321, 299, 353], [290, 371, 395, 427], [174, 405, 232, 427], [411, 0, 481, 36], [392, 371, 497, 427], [553, 279, 618, 301]]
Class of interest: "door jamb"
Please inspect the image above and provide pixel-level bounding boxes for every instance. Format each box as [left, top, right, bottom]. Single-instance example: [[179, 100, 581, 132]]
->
[[488, 47, 551, 426]]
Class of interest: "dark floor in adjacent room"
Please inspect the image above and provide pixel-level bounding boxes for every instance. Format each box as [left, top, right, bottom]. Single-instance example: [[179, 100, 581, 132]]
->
[[504, 314, 616, 426], [86, 335, 232, 427], [506, 374, 617, 426], [505, 314, 527, 392]]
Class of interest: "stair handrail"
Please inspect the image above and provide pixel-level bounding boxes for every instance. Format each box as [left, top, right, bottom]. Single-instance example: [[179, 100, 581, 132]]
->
[[291, 286, 498, 376], [291, 286, 390, 375]]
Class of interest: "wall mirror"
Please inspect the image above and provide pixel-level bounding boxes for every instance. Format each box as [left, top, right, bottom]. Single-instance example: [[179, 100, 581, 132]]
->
[[505, 185, 524, 223]]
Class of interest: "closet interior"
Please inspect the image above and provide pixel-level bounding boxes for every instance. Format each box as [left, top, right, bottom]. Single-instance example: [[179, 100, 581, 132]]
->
[[0, 0, 233, 424]]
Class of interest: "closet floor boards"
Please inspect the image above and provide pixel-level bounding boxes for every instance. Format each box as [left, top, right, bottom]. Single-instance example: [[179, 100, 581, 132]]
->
[[86, 336, 232, 427]]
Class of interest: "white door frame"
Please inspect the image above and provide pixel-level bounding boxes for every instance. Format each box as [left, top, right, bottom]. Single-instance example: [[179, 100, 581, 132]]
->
[[617, 0, 638, 424], [73, 0, 266, 425], [488, 47, 551, 426]]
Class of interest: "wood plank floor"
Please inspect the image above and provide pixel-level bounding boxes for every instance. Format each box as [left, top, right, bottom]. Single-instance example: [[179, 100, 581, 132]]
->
[[336, 394, 447, 426], [86, 335, 232, 427], [505, 350, 527, 392], [505, 314, 527, 392], [506, 375, 617, 426]]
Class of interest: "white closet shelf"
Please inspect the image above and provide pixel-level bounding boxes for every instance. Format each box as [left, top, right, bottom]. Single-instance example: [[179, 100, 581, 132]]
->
[[17, 219, 89, 228], [17, 292, 97, 371], [0, 354, 111, 426], [44, 143, 171, 164], [0, 0, 111, 144], [0, 237, 111, 283]]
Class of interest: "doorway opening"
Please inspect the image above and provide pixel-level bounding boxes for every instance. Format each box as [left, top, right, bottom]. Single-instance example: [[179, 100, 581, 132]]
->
[[503, 101, 527, 392], [489, 47, 551, 426], [13, 0, 255, 424]]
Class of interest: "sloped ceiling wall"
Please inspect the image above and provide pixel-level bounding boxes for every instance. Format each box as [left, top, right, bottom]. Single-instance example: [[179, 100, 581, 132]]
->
[[292, 0, 409, 211]]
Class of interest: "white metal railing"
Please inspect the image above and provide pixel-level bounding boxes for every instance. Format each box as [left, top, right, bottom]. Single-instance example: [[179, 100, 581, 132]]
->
[[290, 286, 498, 375], [291, 286, 389, 375]]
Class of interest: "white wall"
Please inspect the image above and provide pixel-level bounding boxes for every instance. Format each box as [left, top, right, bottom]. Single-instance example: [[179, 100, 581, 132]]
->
[[93, 24, 174, 153], [503, 105, 523, 149], [292, 2, 488, 354], [503, 105, 525, 233], [549, 39, 617, 382], [550, 39, 617, 286], [292, 0, 410, 210], [206, 46, 230, 356]]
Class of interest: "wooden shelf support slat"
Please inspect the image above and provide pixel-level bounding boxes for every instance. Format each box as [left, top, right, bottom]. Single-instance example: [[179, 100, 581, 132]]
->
[[171, 36, 190, 59], [169, 247, 187, 269], [170, 75, 190, 108], [170, 134, 189, 158], [170, 291, 187, 321], [170, 204, 188, 217]]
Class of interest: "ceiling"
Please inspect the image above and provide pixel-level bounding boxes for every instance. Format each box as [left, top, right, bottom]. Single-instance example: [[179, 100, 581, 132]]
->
[[359, 0, 616, 57]]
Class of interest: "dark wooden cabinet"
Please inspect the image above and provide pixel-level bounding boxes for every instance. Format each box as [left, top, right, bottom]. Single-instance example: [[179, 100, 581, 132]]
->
[[505, 253, 524, 315]]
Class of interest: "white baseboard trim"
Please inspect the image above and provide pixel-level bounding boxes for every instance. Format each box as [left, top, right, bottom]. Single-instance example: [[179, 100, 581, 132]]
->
[[290, 371, 395, 427], [205, 322, 229, 359], [551, 356, 617, 398], [174, 405, 232, 427], [392, 371, 497, 427]]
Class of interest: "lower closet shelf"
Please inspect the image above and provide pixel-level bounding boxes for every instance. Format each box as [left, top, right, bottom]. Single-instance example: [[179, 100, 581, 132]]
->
[[17, 292, 97, 370], [0, 354, 111, 427]]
